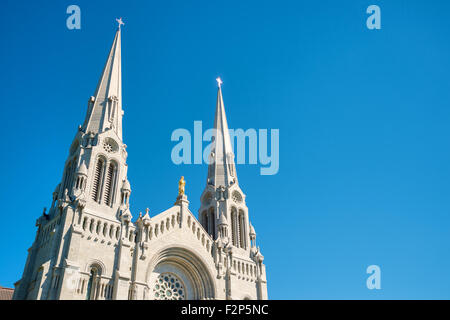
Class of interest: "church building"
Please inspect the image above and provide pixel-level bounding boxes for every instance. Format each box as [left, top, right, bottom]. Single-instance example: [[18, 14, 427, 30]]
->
[[13, 25, 268, 300]]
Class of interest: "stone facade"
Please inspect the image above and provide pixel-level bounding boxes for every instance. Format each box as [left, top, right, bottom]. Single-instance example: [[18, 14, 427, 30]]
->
[[13, 27, 268, 300]]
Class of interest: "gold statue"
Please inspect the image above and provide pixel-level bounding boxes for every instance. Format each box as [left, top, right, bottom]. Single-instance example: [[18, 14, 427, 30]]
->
[[178, 176, 186, 196]]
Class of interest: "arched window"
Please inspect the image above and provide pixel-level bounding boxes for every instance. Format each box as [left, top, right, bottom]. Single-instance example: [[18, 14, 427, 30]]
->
[[103, 162, 117, 206], [75, 176, 85, 191], [86, 268, 98, 300], [202, 210, 208, 233], [86, 263, 103, 300], [238, 210, 246, 249], [91, 158, 105, 202], [231, 208, 238, 247], [209, 208, 215, 239]]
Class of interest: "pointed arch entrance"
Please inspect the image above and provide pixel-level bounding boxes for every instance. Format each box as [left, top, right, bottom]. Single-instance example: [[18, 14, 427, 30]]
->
[[145, 246, 216, 300]]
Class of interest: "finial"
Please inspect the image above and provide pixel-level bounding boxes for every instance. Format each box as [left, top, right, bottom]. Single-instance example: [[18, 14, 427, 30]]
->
[[178, 176, 186, 196], [216, 77, 223, 88], [145, 208, 150, 215], [116, 17, 125, 29]]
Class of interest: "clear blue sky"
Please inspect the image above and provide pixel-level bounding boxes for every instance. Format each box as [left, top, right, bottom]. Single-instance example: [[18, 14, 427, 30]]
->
[[1, 0, 450, 299]]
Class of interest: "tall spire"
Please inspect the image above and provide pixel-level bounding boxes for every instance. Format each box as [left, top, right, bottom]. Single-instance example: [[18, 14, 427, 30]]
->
[[82, 26, 123, 140], [207, 78, 237, 187]]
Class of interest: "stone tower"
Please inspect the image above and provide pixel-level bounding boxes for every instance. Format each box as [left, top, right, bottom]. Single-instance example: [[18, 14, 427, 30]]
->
[[13, 26, 132, 300], [198, 79, 267, 299], [13, 26, 267, 300]]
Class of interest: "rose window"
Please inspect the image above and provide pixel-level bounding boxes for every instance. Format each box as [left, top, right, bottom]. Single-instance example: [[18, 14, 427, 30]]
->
[[153, 273, 185, 300], [232, 191, 243, 203], [102, 138, 118, 153], [103, 142, 113, 153]]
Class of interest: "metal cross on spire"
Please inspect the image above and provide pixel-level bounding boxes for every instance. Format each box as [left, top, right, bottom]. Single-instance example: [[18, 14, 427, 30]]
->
[[116, 17, 125, 29], [216, 77, 223, 88]]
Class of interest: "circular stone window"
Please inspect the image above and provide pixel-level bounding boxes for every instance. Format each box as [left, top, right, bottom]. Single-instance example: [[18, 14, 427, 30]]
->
[[232, 190, 243, 203], [153, 273, 185, 300], [102, 137, 118, 154]]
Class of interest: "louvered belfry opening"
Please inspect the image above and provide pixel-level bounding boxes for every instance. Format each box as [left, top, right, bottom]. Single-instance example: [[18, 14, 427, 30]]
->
[[91, 158, 105, 202], [103, 162, 117, 206], [231, 208, 237, 246], [209, 208, 216, 239], [239, 210, 246, 249]]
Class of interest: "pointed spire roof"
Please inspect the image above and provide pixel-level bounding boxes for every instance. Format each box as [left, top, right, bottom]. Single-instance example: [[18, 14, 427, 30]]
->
[[218, 212, 228, 226], [77, 161, 88, 176], [207, 78, 237, 188], [82, 27, 123, 140], [249, 223, 256, 236]]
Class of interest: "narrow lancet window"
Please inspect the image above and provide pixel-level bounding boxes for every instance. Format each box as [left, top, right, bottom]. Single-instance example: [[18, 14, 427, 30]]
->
[[231, 208, 238, 247], [91, 158, 105, 202], [239, 210, 246, 249], [103, 162, 116, 206]]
